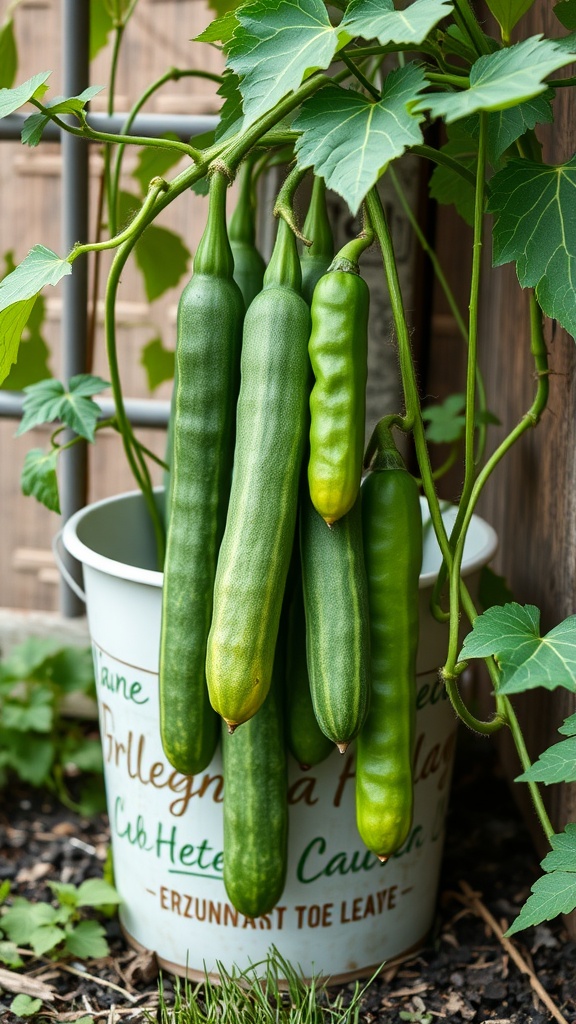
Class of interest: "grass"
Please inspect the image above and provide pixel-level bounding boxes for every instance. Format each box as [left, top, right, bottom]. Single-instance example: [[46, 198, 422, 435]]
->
[[150, 947, 376, 1023]]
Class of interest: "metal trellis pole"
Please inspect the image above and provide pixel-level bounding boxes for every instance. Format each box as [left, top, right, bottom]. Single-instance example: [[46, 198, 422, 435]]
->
[[60, 0, 90, 616]]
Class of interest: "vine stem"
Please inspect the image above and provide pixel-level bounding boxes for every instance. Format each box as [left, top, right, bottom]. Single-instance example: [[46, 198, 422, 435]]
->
[[388, 166, 489, 462], [452, 0, 492, 56], [504, 697, 555, 840], [450, 294, 550, 600], [339, 51, 381, 100], [110, 67, 222, 225], [364, 187, 453, 573], [68, 178, 168, 262], [411, 144, 478, 189], [443, 112, 488, 676]]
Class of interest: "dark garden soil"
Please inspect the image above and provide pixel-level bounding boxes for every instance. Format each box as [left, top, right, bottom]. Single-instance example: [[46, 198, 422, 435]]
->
[[0, 732, 575, 1023]]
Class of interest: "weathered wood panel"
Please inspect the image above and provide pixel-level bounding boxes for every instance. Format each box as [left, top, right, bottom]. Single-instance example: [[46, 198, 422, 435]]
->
[[424, 1, 576, 899]]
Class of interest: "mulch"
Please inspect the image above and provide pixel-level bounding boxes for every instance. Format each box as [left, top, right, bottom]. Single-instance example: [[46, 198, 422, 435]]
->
[[0, 732, 575, 1023]]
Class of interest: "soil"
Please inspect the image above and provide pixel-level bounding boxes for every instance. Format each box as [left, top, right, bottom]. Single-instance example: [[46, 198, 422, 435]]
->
[[0, 732, 574, 1023]]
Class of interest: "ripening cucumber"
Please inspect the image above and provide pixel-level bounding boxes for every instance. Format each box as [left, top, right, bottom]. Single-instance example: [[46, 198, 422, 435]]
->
[[206, 218, 311, 727], [159, 172, 244, 775]]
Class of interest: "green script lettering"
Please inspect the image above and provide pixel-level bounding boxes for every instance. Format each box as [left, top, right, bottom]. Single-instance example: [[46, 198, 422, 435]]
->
[[297, 836, 380, 883]]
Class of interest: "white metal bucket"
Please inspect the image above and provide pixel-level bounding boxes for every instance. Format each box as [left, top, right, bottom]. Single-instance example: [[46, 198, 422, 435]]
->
[[62, 491, 497, 982]]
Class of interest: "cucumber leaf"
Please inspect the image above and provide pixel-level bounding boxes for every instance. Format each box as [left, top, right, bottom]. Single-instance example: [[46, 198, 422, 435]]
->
[[0, 71, 51, 119], [517, 736, 576, 785], [21, 85, 103, 147], [0, 245, 71, 311], [507, 831, 576, 936], [416, 36, 574, 123], [17, 374, 109, 440], [226, 0, 341, 129], [294, 64, 426, 214], [341, 0, 454, 46], [489, 155, 576, 342], [459, 603, 576, 695]]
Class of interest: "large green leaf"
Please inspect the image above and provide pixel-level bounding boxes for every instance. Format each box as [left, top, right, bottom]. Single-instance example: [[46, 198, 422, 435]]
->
[[342, 0, 453, 45], [459, 603, 576, 694], [215, 71, 244, 140], [0, 17, 17, 90], [486, 92, 554, 164], [417, 36, 574, 123], [489, 155, 576, 341], [485, 0, 536, 36], [294, 64, 426, 214], [0, 71, 51, 119], [226, 0, 340, 128]]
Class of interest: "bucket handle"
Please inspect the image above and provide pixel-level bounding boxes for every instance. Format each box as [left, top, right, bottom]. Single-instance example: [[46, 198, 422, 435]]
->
[[52, 530, 87, 604]]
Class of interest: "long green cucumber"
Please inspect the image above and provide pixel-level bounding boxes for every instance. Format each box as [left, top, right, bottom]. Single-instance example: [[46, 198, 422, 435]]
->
[[206, 218, 311, 726], [285, 542, 334, 768], [159, 172, 244, 775], [299, 489, 370, 749], [222, 640, 288, 918], [356, 430, 422, 859]]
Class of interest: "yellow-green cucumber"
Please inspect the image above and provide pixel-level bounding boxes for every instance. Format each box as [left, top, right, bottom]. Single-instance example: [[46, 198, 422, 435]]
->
[[206, 218, 311, 727], [222, 637, 288, 917], [356, 427, 422, 859], [229, 156, 266, 309], [159, 172, 244, 775], [307, 235, 371, 525], [299, 489, 371, 750]]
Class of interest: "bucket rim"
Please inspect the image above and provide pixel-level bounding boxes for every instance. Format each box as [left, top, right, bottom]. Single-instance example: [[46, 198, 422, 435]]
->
[[61, 488, 498, 591]]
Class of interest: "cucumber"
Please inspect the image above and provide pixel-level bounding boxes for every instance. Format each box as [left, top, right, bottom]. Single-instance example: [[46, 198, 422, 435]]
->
[[299, 489, 370, 749], [222, 639, 288, 918], [206, 218, 311, 727], [159, 172, 244, 775]]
